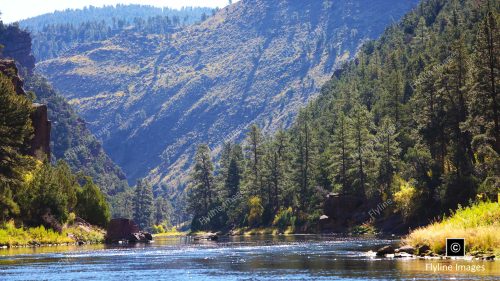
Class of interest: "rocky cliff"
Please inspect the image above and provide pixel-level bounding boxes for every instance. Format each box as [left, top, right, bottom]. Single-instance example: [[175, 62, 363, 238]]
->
[[0, 22, 128, 197], [0, 24, 35, 72], [0, 59, 50, 160], [36, 0, 419, 188]]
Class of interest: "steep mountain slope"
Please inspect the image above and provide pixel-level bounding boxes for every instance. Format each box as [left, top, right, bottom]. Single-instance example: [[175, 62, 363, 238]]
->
[[37, 0, 419, 188], [0, 21, 128, 198], [19, 5, 216, 61]]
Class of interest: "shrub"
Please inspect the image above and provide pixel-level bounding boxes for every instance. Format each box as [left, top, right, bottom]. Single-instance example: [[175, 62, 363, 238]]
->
[[247, 196, 263, 227], [405, 202, 500, 255], [393, 176, 420, 221], [272, 207, 296, 232], [76, 178, 111, 227], [152, 224, 166, 234]]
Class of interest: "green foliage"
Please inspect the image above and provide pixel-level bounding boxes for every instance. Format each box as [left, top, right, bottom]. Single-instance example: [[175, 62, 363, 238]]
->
[[19, 161, 78, 227], [186, 144, 216, 230], [25, 75, 128, 197], [152, 224, 166, 234], [20, 5, 216, 61], [76, 177, 111, 227], [393, 176, 421, 221], [247, 196, 264, 227], [272, 207, 296, 232], [184, 0, 500, 232], [0, 220, 105, 247], [0, 71, 33, 221], [133, 179, 154, 230], [406, 202, 500, 254]]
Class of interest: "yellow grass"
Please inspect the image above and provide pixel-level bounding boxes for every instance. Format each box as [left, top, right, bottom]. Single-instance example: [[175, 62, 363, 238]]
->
[[0, 221, 105, 247], [153, 228, 187, 237], [404, 202, 500, 255], [230, 227, 295, 236]]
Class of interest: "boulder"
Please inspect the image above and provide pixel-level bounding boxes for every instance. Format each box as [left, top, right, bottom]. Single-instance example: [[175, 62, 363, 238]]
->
[[193, 232, 219, 241], [105, 218, 153, 244], [396, 245, 415, 255], [417, 245, 431, 256], [376, 245, 395, 256], [320, 193, 365, 232]]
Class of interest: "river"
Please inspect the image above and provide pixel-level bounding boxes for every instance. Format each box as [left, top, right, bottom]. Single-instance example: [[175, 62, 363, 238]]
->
[[0, 235, 498, 280]]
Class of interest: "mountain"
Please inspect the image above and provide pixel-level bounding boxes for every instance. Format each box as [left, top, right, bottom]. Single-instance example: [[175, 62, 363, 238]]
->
[[19, 5, 216, 61], [19, 4, 215, 31], [184, 0, 499, 232], [36, 0, 419, 190], [0, 21, 128, 204]]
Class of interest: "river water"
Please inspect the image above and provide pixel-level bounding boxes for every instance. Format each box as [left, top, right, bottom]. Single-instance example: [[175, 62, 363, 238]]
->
[[0, 235, 498, 280]]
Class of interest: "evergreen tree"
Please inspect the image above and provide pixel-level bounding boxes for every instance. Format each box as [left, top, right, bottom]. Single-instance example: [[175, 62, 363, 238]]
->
[[291, 109, 318, 213], [154, 196, 172, 227], [225, 144, 243, 199], [76, 177, 111, 227], [262, 130, 289, 214], [348, 104, 374, 198], [133, 179, 154, 230], [374, 117, 401, 198], [328, 112, 353, 193], [187, 144, 215, 230], [20, 161, 79, 228], [0, 72, 33, 221], [243, 125, 264, 199]]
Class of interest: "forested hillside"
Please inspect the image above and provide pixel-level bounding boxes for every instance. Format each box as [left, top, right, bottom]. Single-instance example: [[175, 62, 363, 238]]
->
[[186, 0, 499, 232], [19, 5, 216, 61], [0, 56, 110, 233], [0, 20, 129, 216], [37, 0, 419, 198], [25, 75, 129, 196]]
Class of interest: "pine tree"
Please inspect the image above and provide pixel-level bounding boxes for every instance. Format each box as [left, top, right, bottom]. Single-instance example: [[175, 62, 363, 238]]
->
[[0, 72, 33, 221], [133, 179, 154, 230], [76, 177, 111, 227], [466, 9, 499, 153], [223, 144, 243, 227], [291, 109, 318, 212], [328, 112, 353, 193], [262, 130, 289, 214], [225, 144, 243, 199], [348, 104, 374, 198], [154, 197, 172, 227], [464, 8, 499, 196], [243, 125, 264, 199], [374, 117, 401, 197], [187, 144, 215, 229]]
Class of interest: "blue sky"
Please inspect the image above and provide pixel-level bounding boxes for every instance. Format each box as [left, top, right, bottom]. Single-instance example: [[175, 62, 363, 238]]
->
[[1, 0, 238, 23]]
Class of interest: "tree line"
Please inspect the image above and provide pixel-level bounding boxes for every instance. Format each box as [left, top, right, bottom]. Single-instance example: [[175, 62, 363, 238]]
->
[[0, 68, 110, 230], [185, 0, 499, 232], [18, 5, 217, 61]]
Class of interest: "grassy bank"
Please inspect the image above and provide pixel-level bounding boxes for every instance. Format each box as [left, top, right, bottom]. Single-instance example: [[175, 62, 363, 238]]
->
[[153, 227, 187, 237], [0, 221, 105, 247], [404, 202, 500, 256]]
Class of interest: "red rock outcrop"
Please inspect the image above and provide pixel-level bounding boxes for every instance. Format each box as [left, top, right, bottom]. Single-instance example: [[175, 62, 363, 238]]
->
[[105, 218, 153, 243], [0, 59, 51, 160], [29, 103, 51, 159]]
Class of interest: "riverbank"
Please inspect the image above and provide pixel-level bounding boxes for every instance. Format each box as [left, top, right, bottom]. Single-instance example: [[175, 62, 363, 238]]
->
[[0, 220, 105, 248], [153, 228, 187, 238], [401, 201, 499, 258]]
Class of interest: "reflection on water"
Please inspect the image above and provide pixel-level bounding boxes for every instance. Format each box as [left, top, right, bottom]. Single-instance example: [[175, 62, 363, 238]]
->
[[0, 235, 498, 280]]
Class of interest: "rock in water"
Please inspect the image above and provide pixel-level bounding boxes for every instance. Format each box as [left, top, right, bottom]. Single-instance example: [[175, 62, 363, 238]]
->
[[105, 218, 153, 244], [396, 245, 415, 255], [376, 245, 395, 256]]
